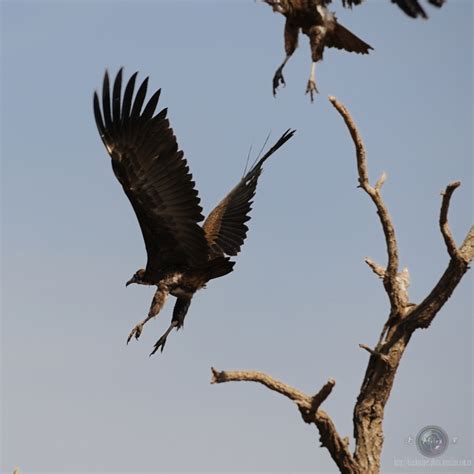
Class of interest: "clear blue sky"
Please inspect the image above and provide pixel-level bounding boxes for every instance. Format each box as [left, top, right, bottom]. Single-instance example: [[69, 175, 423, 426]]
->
[[1, 0, 472, 472]]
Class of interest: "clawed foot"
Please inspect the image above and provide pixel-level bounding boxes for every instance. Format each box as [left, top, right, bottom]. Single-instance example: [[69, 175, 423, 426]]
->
[[149, 334, 168, 356], [305, 78, 319, 102], [127, 322, 144, 344], [273, 67, 286, 96], [149, 322, 178, 356]]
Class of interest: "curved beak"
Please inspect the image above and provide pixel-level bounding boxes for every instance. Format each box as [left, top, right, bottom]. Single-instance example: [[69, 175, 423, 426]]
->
[[126, 277, 134, 287], [263, 0, 284, 12]]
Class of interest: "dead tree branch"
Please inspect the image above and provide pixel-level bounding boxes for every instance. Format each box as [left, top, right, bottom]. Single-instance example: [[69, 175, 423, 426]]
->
[[330, 96, 473, 473], [211, 367, 310, 406], [364, 257, 385, 278], [403, 219, 473, 331], [440, 181, 462, 258], [211, 368, 358, 473], [328, 97, 406, 315], [358, 344, 390, 364], [211, 97, 473, 474]]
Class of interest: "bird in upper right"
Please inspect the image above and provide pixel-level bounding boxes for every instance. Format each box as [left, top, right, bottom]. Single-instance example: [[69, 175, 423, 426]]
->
[[340, 0, 445, 20], [262, 0, 445, 102], [263, 0, 373, 102]]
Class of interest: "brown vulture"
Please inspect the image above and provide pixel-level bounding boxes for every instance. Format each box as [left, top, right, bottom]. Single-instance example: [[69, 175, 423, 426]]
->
[[263, 0, 373, 101], [340, 0, 446, 19], [93, 69, 295, 355]]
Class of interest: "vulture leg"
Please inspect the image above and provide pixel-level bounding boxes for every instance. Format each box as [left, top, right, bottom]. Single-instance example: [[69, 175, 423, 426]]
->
[[149, 321, 178, 356], [273, 56, 290, 96], [306, 25, 325, 102], [305, 62, 319, 102], [127, 285, 169, 344], [149, 297, 192, 355], [273, 19, 299, 96]]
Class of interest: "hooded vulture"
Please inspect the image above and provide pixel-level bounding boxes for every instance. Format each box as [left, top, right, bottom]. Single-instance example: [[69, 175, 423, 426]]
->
[[93, 69, 295, 355], [263, 0, 373, 101]]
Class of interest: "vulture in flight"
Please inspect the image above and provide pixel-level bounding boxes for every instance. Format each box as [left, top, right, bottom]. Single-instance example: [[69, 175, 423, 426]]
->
[[340, 0, 446, 19], [263, 0, 373, 101], [93, 69, 295, 355]]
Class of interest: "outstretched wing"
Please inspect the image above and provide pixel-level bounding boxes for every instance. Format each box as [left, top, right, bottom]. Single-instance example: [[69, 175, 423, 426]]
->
[[340, 0, 445, 18], [391, 0, 445, 18], [203, 130, 295, 257], [93, 69, 209, 272]]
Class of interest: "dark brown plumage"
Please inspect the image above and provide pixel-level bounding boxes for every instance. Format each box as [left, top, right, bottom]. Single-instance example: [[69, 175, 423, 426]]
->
[[340, 0, 445, 19], [263, 0, 373, 101], [94, 69, 295, 354]]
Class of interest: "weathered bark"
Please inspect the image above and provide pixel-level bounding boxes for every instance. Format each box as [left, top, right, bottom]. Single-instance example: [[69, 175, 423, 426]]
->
[[211, 98, 473, 473]]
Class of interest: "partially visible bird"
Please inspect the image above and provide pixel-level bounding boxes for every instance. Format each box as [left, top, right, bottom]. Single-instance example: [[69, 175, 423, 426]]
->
[[263, 0, 373, 102], [340, 0, 446, 19], [93, 69, 295, 355]]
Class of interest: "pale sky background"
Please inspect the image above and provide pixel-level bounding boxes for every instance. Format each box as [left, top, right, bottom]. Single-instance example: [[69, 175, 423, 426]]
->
[[1, 0, 472, 473]]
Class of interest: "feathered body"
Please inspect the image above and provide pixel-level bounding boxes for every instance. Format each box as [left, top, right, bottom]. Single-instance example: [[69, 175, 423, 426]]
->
[[94, 69, 295, 354]]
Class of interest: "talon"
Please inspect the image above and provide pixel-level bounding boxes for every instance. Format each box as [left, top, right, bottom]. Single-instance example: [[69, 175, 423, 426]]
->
[[127, 323, 143, 344], [272, 68, 286, 96], [149, 321, 178, 356], [305, 79, 318, 102], [149, 335, 167, 356]]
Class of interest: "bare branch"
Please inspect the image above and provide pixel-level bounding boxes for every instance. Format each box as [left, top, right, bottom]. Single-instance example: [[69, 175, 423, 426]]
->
[[211, 368, 359, 473], [375, 172, 387, 191], [365, 257, 385, 278], [358, 344, 390, 363], [299, 379, 336, 422], [311, 378, 336, 409], [440, 181, 461, 258], [314, 410, 360, 474], [328, 96, 369, 188], [329, 96, 403, 314], [393, 186, 474, 330], [396, 267, 410, 292], [459, 225, 474, 261], [211, 367, 310, 406], [330, 98, 471, 472], [211, 368, 335, 414], [403, 225, 474, 330], [212, 98, 471, 474]]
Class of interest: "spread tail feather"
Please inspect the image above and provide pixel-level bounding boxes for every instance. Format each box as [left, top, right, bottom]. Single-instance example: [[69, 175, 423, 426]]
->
[[331, 23, 373, 54], [206, 257, 235, 281]]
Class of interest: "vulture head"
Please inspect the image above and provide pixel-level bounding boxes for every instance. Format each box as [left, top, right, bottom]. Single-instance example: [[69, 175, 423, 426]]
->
[[263, 0, 289, 14], [126, 268, 147, 287]]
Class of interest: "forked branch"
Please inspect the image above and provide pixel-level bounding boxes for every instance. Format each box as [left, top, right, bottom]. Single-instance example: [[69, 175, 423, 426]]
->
[[211, 367, 310, 406], [212, 98, 472, 474], [440, 181, 462, 258], [211, 368, 358, 473], [328, 96, 405, 314]]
